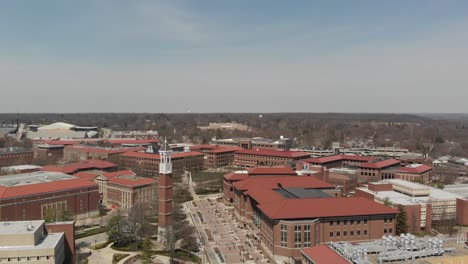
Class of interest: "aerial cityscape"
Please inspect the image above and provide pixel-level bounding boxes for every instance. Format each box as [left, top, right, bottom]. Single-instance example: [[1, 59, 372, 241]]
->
[[1, 1, 468, 264]]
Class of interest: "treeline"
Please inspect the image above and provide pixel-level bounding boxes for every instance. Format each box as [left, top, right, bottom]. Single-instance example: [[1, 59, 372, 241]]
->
[[1, 113, 468, 157]]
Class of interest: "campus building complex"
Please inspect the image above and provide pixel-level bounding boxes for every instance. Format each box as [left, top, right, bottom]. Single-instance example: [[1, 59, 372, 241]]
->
[[233, 149, 311, 168], [212, 136, 293, 150], [223, 168, 397, 262], [0, 147, 34, 168]]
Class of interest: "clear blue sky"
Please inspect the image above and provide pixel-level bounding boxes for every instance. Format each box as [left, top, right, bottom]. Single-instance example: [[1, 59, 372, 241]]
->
[[1, 1, 467, 113]]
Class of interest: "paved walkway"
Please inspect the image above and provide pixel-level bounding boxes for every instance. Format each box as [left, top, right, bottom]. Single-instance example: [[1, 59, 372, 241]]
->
[[84, 243, 139, 264], [186, 197, 270, 264]]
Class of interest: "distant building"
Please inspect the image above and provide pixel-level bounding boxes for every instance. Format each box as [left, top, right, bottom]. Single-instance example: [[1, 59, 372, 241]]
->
[[0, 220, 70, 264], [189, 145, 242, 168], [358, 159, 401, 182], [119, 151, 204, 176], [27, 122, 98, 140], [0, 147, 33, 168], [75, 170, 156, 210], [300, 155, 377, 169], [0, 171, 99, 221], [212, 136, 293, 150], [233, 148, 310, 168], [111, 131, 159, 140], [198, 122, 249, 131]]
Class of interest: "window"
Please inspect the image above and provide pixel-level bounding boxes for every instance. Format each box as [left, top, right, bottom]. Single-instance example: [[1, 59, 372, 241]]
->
[[295, 225, 302, 248], [281, 224, 287, 247], [329, 221, 334, 226], [384, 218, 388, 223], [350, 220, 354, 225], [357, 230, 361, 236], [344, 220, 347, 225], [357, 220, 361, 224], [350, 231, 354, 236], [336, 231, 341, 237], [343, 231, 347, 237], [304, 225, 311, 247], [364, 219, 368, 224], [364, 230, 368, 235], [389, 228, 393, 234], [384, 228, 387, 234], [329, 232, 334, 237], [337, 220, 340, 226]]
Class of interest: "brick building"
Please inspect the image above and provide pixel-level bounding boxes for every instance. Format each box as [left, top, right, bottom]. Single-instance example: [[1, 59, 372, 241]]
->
[[358, 159, 401, 182], [119, 151, 204, 176], [63, 145, 145, 164], [394, 164, 433, 183], [356, 179, 468, 233], [0, 147, 33, 168], [233, 149, 311, 168], [111, 131, 159, 140], [76, 170, 156, 210], [33, 144, 65, 164], [226, 173, 397, 262], [302, 155, 377, 169], [0, 171, 100, 221], [190, 145, 242, 168], [212, 136, 293, 150]]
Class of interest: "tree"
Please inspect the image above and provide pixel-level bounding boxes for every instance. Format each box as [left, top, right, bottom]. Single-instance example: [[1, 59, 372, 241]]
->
[[396, 205, 408, 235], [383, 197, 393, 207], [141, 236, 153, 264]]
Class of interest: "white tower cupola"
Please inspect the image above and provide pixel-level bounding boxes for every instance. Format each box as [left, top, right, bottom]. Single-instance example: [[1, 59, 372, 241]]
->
[[159, 138, 173, 174]]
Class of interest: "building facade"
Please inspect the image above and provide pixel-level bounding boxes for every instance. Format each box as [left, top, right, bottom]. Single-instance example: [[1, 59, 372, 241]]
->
[[0, 172, 100, 222], [0, 148, 34, 168], [233, 149, 310, 168], [63, 146, 145, 164], [120, 151, 204, 176], [33, 144, 65, 164]]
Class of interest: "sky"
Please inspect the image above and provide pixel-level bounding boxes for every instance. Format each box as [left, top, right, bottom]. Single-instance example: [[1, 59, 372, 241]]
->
[[1, 0, 468, 113]]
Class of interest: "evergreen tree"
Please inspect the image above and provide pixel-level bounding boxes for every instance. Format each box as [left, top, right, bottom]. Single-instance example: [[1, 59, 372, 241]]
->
[[396, 205, 408, 235], [141, 236, 153, 264]]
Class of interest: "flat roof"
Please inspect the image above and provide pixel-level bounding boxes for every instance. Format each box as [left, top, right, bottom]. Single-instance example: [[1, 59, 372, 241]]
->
[[0, 220, 44, 235], [0, 171, 77, 187], [0, 232, 63, 250], [1, 165, 41, 171]]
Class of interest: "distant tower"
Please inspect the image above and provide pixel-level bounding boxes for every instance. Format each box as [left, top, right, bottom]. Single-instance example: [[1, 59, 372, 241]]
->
[[158, 139, 173, 247]]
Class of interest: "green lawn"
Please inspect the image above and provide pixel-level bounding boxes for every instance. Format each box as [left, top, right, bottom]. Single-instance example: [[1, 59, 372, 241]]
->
[[75, 226, 109, 239]]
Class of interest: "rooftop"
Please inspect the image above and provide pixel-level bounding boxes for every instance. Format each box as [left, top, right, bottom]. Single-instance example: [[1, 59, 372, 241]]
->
[[0, 220, 43, 235], [121, 151, 203, 159], [302, 245, 350, 264], [41, 159, 117, 174], [396, 164, 433, 174], [305, 155, 376, 164], [247, 166, 297, 175], [276, 188, 332, 199], [235, 148, 310, 158], [258, 197, 397, 220], [0, 171, 77, 187], [360, 159, 401, 169]]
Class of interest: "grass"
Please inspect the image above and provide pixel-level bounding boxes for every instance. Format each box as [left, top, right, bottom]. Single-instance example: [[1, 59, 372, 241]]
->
[[112, 253, 130, 264], [75, 226, 109, 239], [191, 171, 224, 184]]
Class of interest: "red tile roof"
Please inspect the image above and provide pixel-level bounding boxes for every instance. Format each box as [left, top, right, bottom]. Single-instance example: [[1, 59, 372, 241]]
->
[[247, 166, 296, 175], [302, 245, 350, 264], [235, 149, 311, 158], [189, 144, 219, 150], [121, 151, 203, 159], [0, 178, 97, 199], [41, 160, 117, 174], [233, 176, 334, 192], [107, 139, 158, 145], [360, 159, 401, 169], [223, 172, 249, 181], [65, 146, 145, 154], [258, 197, 397, 219], [208, 147, 242, 154], [305, 155, 376, 164], [75, 169, 156, 187], [396, 164, 432, 174]]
